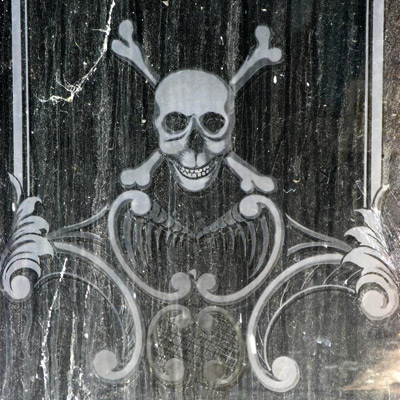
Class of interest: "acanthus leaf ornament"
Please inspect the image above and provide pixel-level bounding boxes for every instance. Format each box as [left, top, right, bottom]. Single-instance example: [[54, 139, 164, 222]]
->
[[1, 174, 53, 301], [246, 188, 399, 392], [343, 186, 399, 321]]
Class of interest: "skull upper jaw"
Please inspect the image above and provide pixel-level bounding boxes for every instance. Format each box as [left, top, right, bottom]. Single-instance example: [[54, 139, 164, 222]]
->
[[168, 156, 224, 192]]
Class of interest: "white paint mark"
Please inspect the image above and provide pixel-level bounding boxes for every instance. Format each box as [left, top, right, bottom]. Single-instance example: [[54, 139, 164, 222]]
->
[[40, 258, 67, 396], [41, 0, 116, 104]]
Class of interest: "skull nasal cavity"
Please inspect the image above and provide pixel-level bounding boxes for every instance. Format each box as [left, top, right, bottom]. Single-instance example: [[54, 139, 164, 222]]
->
[[188, 130, 204, 153]]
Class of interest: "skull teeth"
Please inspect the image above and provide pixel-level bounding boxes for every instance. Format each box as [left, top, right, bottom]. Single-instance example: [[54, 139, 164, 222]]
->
[[176, 162, 215, 179]]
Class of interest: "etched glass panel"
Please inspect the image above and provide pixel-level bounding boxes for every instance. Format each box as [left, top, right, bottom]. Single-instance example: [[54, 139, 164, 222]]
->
[[1, 0, 399, 399]]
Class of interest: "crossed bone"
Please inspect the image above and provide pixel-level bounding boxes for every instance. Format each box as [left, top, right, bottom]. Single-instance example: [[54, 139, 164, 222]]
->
[[113, 20, 281, 195], [120, 150, 275, 194]]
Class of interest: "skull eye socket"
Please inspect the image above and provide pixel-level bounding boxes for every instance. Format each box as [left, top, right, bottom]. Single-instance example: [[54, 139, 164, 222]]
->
[[201, 112, 226, 134], [163, 112, 189, 133]]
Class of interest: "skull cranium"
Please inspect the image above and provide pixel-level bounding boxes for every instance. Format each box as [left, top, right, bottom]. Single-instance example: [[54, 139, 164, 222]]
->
[[113, 20, 281, 193], [154, 70, 235, 192]]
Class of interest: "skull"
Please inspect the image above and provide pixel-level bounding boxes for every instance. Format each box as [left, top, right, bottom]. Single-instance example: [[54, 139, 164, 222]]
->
[[154, 70, 235, 192]]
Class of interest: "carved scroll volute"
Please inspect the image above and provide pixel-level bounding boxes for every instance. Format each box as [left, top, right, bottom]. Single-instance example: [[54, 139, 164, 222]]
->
[[343, 186, 399, 321], [196, 194, 284, 305], [108, 190, 193, 303], [1, 175, 53, 301], [147, 305, 245, 388]]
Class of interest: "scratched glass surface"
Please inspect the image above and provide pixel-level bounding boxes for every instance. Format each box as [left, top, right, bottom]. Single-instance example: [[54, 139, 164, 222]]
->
[[1, 0, 399, 399]]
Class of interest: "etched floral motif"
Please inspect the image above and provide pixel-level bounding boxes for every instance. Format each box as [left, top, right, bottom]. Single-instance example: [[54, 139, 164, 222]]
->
[[1, 174, 53, 301], [246, 186, 399, 392], [343, 186, 399, 320]]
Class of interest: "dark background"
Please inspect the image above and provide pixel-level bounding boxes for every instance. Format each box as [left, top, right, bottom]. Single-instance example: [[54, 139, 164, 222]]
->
[[1, 0, 399, 399], [26, 0, 366, 235]]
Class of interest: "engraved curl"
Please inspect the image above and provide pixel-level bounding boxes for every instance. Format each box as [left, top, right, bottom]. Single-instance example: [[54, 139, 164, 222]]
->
[[247, 253, 343, 392], [53, 242, 144, 382], [356, 273, 399, 320], [196, 194, 284, 305], [343, 186, 399, 320], [147, 305, 245, 389], [343, 246, 399, 320], [197, 306, 245, 388], [108, 190, 192, 302], [262, 285, 354, 373], [146, 305, 191, 386], [1, 175, 53, 301]]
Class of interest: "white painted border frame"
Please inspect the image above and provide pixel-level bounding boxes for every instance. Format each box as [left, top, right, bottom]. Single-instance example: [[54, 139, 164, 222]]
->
[[11, 0, 30, 196], [370, 0, 385, 205]]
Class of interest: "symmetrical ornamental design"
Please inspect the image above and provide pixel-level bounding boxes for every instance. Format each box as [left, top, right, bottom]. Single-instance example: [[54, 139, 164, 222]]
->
[[2, 14, 398, 395]]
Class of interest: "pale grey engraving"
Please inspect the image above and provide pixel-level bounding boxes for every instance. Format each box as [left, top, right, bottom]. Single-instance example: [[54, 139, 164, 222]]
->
[[3, 3, 398, 395], [11, 0, 24, 186], [109, 20, 285, 305], [370, 0, 385, 202], [52, 243, 144, 382], [108, 15, 399, 392], [247, 251, 352, 391], [246, 188, 398, 392], [147, 305, 245, 388], [229, 25, 282, 92], [108, 190, 193, 302], [1, 175, 53, 301], [120, 150, 163, 189], [343, 186, 399, 320], [46, 208, 145, 383], [225, 153, 276, 194], [112, 19, 159, 87], [107, 189, 284, 304], [195, 195, 284, 304], [154, 70, 234, 192], [113, 20, 280, 194]]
